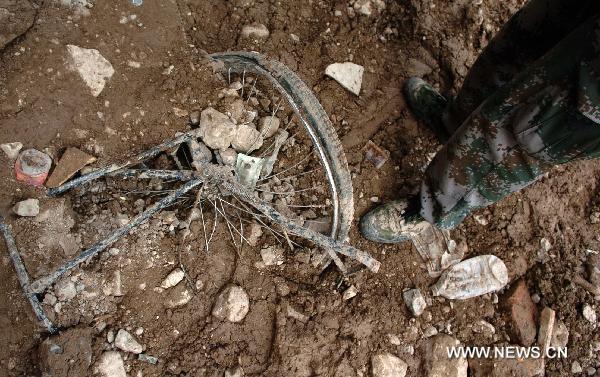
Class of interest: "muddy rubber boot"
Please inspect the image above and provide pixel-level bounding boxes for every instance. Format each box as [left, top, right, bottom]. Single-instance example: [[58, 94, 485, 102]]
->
[[360, 195, 429, 244], [404, 77, 450, 143]]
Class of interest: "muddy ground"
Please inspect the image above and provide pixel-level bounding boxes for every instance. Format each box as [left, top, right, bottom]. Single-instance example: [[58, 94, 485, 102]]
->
[[0, 0, 599, 376]]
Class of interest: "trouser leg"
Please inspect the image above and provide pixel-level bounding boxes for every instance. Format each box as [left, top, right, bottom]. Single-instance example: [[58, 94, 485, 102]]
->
[[421, 13, 600, 229], [443, 0, 600, 135]]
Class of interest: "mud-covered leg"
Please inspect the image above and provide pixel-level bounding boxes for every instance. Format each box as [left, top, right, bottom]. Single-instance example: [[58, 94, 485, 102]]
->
[[422, 14, 600, 229]]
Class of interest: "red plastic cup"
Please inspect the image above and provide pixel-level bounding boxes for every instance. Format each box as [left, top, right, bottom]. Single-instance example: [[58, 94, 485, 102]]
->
[[15, 149, 52, 186]]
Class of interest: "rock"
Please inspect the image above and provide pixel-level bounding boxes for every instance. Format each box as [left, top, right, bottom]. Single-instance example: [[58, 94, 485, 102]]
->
[[550, 320, 569, 348], [540, 238, 552, 252], [114, 329, 143, 354], [166, 286, 192, 308], [173, 107, 188, 117], [12, 198, 39, 217], [54, 279, 77, 301], [572, 361, 583, 374], [406, 58, 433, 77], [422, 325, 438, 338], [219, 148, 238, 166], [325, 62, 364, 96], [225, 98, 246, 123], [225, 366, 244, 377], [502, 280, 538, 346], [286, 304, 309, 323], [0, 0, 36, 50], [472, 320, 496, 337], [46, 147, 96, 188], [260, 245, 284, 266], [160, 268, 185, 289], [240, 23, 270, 40], [212, 285, 250, 322], [199, 107, 237, 150], [189, 110, 201, 126], [537, 307, 555, 353], [371, 353, 408, 377], [246, 222, 263, 247], [343, 285, 358, 300], [0, 142, 23, 159], [96, 351, 126, 377], [470, 356, 544, 377], [403, 288, 427, 317], [66, 45, 114, 97], [582, 304, 597, 324], [423, 334, 468, 377], [232, 124, 263, 153], [258, 116, 281, 138]]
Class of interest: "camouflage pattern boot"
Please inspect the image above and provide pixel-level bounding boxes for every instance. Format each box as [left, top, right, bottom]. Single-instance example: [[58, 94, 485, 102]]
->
[[404, 77, 451, 143], [360, 196, 429, 243]]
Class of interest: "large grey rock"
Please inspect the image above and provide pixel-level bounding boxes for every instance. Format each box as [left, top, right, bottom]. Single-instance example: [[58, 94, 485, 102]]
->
[[96, 351, 126, 377], [422, 334, 468, 377], [212, 285, 250, 322], [114, 329, 143, 354], [199, 107, 237, 150], [0, 0, 36, 50], [66, 45, 114, 97], [371, 353, 408, 377]]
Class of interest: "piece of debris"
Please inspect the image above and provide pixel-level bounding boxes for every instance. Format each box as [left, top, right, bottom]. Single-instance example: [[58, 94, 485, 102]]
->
[[45, 147, 96, 188], [199, 107, 237, 150], [219, 148, 238, 166], [189, 110, 201, 126], [260, 129, 289, 178], [240, 23, 270, 40], [431, 255, 508, 300], [235, 154, 265, 189], [212, 285, 250, 323], [66, 44, 115, 97], [342, 285, 358, 300], [551, 320, 569, 348], [15, 148, 52, 186], [138, 353, 158, 365], [501, 280, 538, 346], [12, 198, 39, 217], [232, 123, 263, 153], [572, 361, 583, 374], [54, 279, 77, 302], [422, 325, 439, 338], [246, 222, 263, 247], [286, 304, 309, 323], [160, 268, 185, 289], [260, 245, 285, 266], [1, 142, 23, 160], [325, 62, 364, 96], [371, 353, 408, 377], [582, 304, 597, 324], [411, 224, 463, 278], [96, 351, 126, 377], [422, 334, 468, 377], [258, 116, 280, 138], [166, 286, 192, 308], [114, 329, 143, 354], [363, 140, 390, 169], [537, 307, 556, 353], [403, 288, 427, 317]]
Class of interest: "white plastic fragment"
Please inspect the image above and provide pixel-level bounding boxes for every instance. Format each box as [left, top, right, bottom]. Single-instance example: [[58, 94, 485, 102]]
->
[[431, 255, 508, 300], [325, 62, 364, 96]]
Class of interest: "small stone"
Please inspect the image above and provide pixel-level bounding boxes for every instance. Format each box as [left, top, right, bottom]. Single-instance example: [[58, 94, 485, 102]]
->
[[96, 351, 126, 377], [371, 353, 408, 377], [232, 124, 263, 153], [225, 365, 244, 377], [342, 285, 358, 300], [387, 334, 401, 345], [258, 116, 280, 138], [54, 279, 77, 301], [572, 361, 583, 374], [286, 304, 309, 323], [219, 148, 238, 166], [1, 142, 23, 159], [354, 0, 373, 16], [260, 245, 284, 266], [472, 320, 495, 336], [325, 62, 364, 96], [107, 330, 115, 343], [473, 214, 488, 226], [160, 268, 185, 289], [12, 198, 39, 217], [422, 325, 438, 338], [189, 110, 201, 126], [43, 293, 57, 306], [501, 279, 538, 346], [166, 286, 192, 308], [423, 335, 468, 377], [199, 107, 237, 150], [246, 222, 263, 247], [537, 307, 556, 353], [582, 304, 597, 324], [403, 288, 427, 317], [550, 320, 569, 348], [66, 45, 114, 97], [138, 353, 158, 365], [540, 238, 552, 252], [212, 285, 250, 322], [240, 23, 270, 40], [173, 107, 188, 118], [114, 329, 143, 354]]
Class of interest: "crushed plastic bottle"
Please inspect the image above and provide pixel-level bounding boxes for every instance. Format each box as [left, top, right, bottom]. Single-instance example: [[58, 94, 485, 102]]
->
[[431, 255, 508, 300]]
